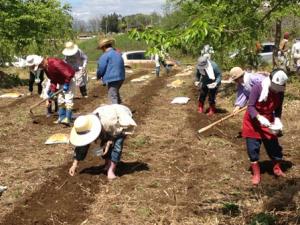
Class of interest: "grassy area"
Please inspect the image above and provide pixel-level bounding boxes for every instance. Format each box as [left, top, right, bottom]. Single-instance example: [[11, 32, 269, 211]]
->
[[78, 34, 147, 62]]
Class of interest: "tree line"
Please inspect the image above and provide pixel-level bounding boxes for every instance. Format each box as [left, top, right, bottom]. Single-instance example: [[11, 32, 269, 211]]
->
[[73, 12, 162, 34]]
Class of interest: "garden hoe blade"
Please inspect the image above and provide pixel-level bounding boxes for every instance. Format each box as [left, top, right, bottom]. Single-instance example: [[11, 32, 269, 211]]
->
[[29, 89, 63, 123]]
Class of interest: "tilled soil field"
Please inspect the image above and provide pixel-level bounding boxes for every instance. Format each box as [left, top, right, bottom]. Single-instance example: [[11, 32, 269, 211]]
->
[[0, 67, 299, 225]]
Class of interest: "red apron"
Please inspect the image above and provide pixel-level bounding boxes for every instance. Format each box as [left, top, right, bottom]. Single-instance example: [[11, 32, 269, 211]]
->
[[242, 91, 281, 139]]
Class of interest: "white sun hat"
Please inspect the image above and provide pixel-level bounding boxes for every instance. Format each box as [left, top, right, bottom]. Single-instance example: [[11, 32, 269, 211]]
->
[[26, 55, 44, 71], [62, 41, 79, 56], [271, 70, 288, 92], [197, 55, 209, 70], [70, 115, 102, 147]]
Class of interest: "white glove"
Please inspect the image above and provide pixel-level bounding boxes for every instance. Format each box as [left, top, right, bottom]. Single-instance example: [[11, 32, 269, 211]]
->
[[257, 115, 271, 127], [274, 117, 283, 129], [207, 82, 217, 89], [78, 66, 83, 70], [194, 81, 200, 87]]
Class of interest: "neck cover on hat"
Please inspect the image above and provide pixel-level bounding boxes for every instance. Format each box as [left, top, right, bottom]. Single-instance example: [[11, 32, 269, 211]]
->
[[205, 61, 215, 80], [258, 77, 271, 102]]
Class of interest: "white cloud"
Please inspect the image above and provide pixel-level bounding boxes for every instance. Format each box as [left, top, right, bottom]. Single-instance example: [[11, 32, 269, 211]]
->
[[62, 0, 165, 20]]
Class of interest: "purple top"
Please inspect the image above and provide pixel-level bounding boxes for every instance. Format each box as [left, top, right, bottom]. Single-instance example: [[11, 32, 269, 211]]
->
[[235, 72, 266, 107], [247, 83, 284, 119]]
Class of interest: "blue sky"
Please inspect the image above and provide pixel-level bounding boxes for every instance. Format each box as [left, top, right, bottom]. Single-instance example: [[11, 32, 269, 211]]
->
[[61, 0, 165, 20]]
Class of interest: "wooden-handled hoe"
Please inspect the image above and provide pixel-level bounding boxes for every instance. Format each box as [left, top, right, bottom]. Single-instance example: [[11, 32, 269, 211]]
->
[[197, 106, 247, 134], [29, 89, 63, 123]]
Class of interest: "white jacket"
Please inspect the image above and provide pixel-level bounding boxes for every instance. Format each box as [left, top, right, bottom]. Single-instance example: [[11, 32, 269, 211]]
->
[[292, 41, 300, 59], [93, 104, 137, 137]]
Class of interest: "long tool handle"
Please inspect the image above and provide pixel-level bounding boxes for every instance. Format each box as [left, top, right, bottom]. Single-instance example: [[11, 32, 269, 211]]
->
[[197, 107, 247, 134], [29, 89, 63, 114]]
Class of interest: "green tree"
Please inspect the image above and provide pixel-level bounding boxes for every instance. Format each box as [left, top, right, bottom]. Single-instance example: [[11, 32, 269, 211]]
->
[[101, 13, 120, 33], [0, 0, 73, 63], [130, 0, 300, 68]]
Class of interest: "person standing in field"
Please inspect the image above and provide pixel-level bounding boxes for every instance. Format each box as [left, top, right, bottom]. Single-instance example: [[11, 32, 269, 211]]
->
[[26, 55, 44, 96], [28, 55, 75, 126], [63, 41, 89, 98], [195, 56, 222, 116], [97, 38, 125, 104], [242, 69, 288, 185], [153, 53, 161, 77]]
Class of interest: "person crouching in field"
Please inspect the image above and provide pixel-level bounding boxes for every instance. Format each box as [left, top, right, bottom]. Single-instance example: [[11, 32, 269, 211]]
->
[[242, 69, 288, 185], [63, 41, 89, 98], [97, 38, 125, 104], [28, 55, 75, 126], [230, 67, 268, 114], [195, 56, 222, 116], [68, 104, 137, 180]]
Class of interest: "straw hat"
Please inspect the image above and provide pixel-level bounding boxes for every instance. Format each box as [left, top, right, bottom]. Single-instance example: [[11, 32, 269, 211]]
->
[[230, 67, 245, 81], [70, 115, 102, 147], [62, 41, 79, 56], [26, 55, 44, 71], [98, 38, 115, 49]]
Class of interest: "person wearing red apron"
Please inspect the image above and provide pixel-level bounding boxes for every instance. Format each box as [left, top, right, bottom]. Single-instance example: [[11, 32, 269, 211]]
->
[[242, 69, 288, 185]]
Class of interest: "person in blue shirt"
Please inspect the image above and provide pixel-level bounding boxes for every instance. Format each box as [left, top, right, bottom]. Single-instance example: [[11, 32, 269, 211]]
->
[[97, 38, 125, 104]]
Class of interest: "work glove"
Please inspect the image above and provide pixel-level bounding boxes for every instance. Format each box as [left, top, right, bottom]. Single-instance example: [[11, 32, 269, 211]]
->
[[269, 117, 283, 135], [47, 91, 55, 99], [207, 82, 218, 89], [273, 117, 283, 129], [194, 81, 200, 87], [63, 83, 70, 92], [257, 115, 271, 127]]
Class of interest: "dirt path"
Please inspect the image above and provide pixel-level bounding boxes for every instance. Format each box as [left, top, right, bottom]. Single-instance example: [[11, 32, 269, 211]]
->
[[0, 69, 171, 225], [0, 67, 299, 225]]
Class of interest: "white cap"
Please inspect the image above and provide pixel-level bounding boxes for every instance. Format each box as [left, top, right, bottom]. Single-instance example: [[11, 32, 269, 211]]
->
[[270, 70, 288, 92], [26, 55, 43, 71], [272, 70, 288, 85]]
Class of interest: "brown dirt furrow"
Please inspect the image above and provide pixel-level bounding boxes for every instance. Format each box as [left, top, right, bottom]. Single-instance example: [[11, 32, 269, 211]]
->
[[0, 70, 171, 225]]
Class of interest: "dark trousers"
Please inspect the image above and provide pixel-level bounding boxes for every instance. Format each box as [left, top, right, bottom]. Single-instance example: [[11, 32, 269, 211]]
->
[[29, 72, 44, 95], [246, 138, 283, 162], [199, 85, 218, 105], [107, 80, 123, 104], [79, 85, 87, 97]]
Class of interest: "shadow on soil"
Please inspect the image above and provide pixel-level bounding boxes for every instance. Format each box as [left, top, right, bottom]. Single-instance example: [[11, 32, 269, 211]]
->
[[80, 161, 149, 177], [0, 69, 172, 225]]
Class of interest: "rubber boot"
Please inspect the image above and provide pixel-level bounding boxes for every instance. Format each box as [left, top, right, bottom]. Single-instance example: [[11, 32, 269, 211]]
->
[[251, 162, 261, 185], [61, 109, 72, 126], [197, 101, 204, 113], [54, 100, 58, 113], [46, 104, 52, 118], [54, 107, 66, 124], [207, 104, 216, 116], [107, 161, 117, 180], [80, 86, 88, 98], [273, 161, 285, 177]]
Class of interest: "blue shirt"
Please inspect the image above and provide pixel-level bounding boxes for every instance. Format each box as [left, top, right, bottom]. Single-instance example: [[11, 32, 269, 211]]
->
[[97, 48, 125, 84]]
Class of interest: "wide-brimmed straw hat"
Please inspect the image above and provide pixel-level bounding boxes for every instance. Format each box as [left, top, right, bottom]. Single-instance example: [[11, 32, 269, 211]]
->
[[70, 115, 102, 147], [26, 55, 44, 71], [62, 41, 79, 56], [98, 38, 115, 49], [230, 67, 245, 81]]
